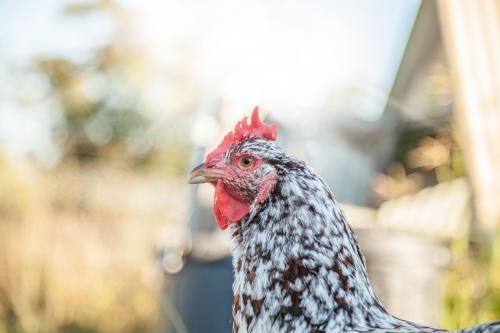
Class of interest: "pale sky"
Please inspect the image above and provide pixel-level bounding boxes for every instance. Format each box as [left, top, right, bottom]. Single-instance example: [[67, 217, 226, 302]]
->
[[0, 0, 421, 166]]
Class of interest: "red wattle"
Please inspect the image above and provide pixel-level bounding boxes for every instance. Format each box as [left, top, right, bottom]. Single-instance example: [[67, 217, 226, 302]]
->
[[213, 180, 250, 230]]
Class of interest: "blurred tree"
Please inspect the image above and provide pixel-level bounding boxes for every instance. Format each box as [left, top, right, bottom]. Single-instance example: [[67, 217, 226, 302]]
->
[[27, 0, 191, 176]]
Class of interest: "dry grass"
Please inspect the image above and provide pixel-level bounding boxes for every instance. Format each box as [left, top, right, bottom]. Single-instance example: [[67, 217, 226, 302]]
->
[[0, 160, 188, 333]]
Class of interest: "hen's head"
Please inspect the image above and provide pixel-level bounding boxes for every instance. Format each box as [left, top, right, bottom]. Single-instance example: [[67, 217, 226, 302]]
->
[[188, 107, 283, 230]]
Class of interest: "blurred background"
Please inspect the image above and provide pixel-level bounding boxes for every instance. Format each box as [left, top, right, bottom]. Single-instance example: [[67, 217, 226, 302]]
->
[[0, 0, 499, 332]]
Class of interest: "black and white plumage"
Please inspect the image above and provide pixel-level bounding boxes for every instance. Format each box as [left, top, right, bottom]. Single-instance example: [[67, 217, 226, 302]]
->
[[188, 110, 500, 333]]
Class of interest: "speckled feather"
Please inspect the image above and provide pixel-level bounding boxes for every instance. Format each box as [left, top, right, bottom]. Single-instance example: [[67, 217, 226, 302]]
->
[[221, 139, 499, 333]]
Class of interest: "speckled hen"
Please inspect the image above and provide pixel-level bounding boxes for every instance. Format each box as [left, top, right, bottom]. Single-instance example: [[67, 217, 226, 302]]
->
[[188, 107, 500, 333]]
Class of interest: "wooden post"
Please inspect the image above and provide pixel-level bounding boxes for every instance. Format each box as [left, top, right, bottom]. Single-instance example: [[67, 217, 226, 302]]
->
[[437, 0, 500, 229]]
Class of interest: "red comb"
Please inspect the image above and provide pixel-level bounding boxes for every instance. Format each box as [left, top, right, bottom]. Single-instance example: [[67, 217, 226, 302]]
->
[[206, 106, 277, 165]]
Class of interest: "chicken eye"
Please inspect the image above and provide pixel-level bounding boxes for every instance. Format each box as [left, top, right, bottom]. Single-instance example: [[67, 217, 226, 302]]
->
[[238, 156, 254, 169]]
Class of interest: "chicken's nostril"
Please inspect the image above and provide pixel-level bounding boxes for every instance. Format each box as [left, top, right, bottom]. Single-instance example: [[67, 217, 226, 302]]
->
[[189, 162, 207, 174]]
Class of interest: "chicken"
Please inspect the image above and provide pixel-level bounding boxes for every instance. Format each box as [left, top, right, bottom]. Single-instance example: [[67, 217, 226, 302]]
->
[[188, 107, 500, 333]]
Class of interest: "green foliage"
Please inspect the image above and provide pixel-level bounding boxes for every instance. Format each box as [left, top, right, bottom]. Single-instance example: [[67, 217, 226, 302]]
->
[[442, 230, 500, 329]]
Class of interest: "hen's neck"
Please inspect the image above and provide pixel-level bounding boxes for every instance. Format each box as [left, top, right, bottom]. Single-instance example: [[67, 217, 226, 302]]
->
[[229, 162, 436, 333]]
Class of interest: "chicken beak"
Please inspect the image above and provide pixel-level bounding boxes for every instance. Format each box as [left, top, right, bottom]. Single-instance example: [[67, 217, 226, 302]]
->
[[188, 163, 222, 184]]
